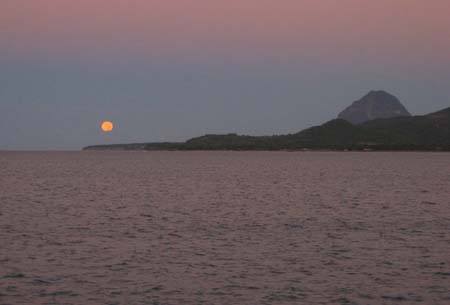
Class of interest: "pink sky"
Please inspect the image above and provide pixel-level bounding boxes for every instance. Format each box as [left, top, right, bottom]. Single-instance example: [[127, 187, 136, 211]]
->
[[1, 1, 450, 150], [2, 0, 450, 62]]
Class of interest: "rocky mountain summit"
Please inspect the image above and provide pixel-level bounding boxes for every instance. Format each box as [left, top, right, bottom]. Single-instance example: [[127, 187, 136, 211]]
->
[[338, 90, 411, 124], [84, 90, 450, 151]]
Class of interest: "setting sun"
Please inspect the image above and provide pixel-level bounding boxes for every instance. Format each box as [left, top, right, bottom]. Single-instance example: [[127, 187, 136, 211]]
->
[[101, 121, 114, 132]]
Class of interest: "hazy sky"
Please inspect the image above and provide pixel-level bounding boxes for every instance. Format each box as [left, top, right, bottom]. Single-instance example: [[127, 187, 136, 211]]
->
[[1, 0, 450, 150]]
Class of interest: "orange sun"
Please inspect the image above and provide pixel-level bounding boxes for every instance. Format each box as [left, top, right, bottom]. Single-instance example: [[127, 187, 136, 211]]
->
[[101, 121, 114, 132]]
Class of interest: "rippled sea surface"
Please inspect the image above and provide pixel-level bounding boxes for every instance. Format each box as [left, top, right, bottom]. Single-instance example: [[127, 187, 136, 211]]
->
[[1, 151, 450, 305]]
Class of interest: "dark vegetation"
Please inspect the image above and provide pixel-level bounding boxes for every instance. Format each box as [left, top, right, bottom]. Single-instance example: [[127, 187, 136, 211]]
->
[[83, 107, 450, 151]]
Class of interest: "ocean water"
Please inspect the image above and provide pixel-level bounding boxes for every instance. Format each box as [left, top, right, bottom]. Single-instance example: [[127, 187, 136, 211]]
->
[[1, 151, 449, 305]]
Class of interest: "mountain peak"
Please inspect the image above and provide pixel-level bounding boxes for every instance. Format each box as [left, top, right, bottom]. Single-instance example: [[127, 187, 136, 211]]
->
[[338, 90, 411, 124], [366, 90, 392, 97]]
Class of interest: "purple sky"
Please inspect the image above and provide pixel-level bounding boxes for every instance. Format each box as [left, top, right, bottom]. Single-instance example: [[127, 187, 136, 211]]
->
[[1, 0, 449, 149]]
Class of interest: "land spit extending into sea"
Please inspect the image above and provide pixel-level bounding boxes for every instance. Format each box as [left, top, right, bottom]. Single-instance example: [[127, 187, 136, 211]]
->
[[83, 105, 450, 152]]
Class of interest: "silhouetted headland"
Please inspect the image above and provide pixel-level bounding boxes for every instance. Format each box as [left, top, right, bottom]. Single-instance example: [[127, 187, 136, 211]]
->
[[84, 91, 450, 151]]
